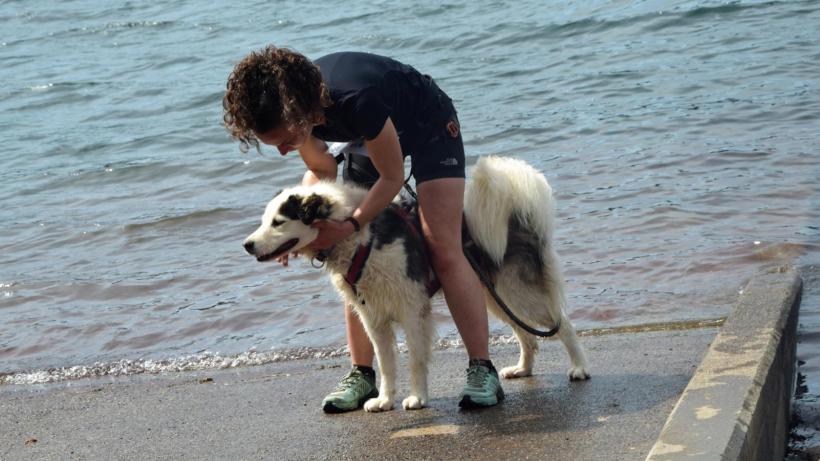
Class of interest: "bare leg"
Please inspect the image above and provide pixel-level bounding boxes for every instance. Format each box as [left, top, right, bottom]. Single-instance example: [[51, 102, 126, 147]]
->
[[345, 303, 374, 366], [417, 178, 490, 360]]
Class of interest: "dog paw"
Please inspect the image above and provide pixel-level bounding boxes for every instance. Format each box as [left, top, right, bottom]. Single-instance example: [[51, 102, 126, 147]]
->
[[500, 365, 532, 379], [364, 397, 394, 412], [402, 395, 426, 410], [568, 366, 591, 381]]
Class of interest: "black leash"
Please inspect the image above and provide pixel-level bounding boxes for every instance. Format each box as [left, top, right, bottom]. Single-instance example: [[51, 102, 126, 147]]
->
[[402, 165, 418, 202], [462, 235, 560, 338]]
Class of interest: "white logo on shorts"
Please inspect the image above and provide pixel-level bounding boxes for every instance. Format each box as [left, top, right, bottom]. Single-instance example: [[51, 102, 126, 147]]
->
[[440, 158, 459, 167]]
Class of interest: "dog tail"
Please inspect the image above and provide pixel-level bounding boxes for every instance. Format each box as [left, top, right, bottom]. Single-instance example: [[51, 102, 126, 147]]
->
[[465, 156, 566, 314], [465, 156, 555, 262]]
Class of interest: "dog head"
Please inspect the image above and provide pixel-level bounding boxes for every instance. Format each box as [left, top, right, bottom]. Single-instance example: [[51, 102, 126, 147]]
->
[[243, 188, 335, 262]]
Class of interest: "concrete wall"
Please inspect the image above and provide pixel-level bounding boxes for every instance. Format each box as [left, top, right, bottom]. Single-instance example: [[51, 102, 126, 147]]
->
[[646, 269, 802, 461]]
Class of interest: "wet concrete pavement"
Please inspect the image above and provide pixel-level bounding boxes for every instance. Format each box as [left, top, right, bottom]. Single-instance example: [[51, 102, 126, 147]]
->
[[0, 327, 717, 460]]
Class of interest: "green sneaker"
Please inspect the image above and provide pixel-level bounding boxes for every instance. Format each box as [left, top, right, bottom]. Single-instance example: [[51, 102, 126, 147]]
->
[[322, 367, 378, 413], [458, 359, 504, 409]]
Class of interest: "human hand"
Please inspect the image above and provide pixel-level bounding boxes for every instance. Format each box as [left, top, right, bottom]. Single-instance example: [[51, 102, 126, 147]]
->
[[308, 220, 356, 250]]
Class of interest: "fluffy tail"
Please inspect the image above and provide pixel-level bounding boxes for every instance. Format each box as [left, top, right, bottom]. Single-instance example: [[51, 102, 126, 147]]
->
[[464, 156, 555, 264], [464, 156, 566, 316]]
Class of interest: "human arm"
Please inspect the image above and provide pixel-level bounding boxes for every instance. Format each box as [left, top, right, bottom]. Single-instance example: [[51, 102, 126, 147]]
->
[[275, 136, 336, 266], [351, 117, 405, 224], [298, 135, 337, 185], [308, 117, 405, 249]]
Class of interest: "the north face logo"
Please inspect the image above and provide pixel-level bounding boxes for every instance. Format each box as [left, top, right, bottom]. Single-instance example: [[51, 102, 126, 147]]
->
[[440, 158, 459, 167], [446, 120, 460, 138]]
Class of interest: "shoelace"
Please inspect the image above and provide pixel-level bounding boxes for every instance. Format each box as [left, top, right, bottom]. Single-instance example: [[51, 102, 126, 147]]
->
[[466, 365, 488, 388], [335, 372, 365, 392]]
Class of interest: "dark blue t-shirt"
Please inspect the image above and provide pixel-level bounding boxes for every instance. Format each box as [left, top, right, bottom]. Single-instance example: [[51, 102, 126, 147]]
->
[[312, 52, 445, 153]]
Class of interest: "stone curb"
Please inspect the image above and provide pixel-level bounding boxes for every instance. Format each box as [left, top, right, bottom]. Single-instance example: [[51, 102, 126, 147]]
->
[[646, 269, 803, 461]]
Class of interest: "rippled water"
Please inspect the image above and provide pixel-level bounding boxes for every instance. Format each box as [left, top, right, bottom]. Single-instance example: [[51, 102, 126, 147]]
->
[[1, 0, 818, 407]]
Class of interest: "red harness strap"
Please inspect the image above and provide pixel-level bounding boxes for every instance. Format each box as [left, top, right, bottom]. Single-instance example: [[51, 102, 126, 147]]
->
[[344, 203, 440, 301], [344, 236, 373, 299]]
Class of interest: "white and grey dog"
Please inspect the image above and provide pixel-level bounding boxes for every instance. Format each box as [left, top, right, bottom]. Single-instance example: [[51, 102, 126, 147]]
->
[[244, 156, 590, 412]]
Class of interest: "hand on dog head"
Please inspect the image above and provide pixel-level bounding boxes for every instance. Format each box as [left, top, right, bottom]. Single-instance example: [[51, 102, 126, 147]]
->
[[297, 193, 355, 251], [244, 189, 353, 263], [308, 219, 355, 251]]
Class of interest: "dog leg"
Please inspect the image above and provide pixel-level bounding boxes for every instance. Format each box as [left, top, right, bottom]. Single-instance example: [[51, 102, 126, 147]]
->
[[557, 312, 591, 380], [541, 248, 591, 381], [401, 306, 433, 410], [500, 326, 537, 379], [363, 323, 397, 412]]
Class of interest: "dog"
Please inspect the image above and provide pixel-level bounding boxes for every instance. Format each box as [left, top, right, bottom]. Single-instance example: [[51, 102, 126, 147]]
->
[[243, 156, 590, 412]]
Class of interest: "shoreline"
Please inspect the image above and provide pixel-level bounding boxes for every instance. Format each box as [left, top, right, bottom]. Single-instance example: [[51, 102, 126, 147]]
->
[[0, 318, 726, 387]]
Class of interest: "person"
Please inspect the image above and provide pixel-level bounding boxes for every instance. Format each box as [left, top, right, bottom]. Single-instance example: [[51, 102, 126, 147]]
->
[[223, 46, 503, 411]]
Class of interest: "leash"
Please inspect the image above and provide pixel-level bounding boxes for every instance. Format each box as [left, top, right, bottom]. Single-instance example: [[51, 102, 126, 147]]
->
[[462, 230, 560, 338]]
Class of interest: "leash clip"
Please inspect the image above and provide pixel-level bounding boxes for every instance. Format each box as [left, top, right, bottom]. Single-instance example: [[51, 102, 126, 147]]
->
[[311, 250, 330, 268]]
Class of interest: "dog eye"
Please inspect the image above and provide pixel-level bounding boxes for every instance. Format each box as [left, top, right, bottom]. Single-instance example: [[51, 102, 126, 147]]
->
[[272, 218, 285, 227]]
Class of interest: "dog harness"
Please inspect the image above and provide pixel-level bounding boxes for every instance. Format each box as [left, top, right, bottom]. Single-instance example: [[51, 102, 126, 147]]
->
[[344, 202, 440, 303]]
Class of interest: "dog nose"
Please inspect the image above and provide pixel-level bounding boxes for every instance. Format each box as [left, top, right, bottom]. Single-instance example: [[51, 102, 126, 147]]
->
[[243, 240, 255, 254]]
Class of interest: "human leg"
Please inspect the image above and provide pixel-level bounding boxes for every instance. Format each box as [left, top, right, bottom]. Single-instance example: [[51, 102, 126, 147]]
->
[[417, 178, 489, 359], [321, 306, 378, 413], [345, 303, 374, 366], [417, 178, 503, 408]]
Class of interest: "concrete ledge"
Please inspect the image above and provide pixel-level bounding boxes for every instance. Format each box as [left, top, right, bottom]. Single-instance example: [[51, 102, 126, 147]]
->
[[646, 269, 803, 461]]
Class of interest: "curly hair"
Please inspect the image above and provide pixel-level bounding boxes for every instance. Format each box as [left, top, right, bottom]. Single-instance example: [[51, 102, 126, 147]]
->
[[223, 46, 331, 152]]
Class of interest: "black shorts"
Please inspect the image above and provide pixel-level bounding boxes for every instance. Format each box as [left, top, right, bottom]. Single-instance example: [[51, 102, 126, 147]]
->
[[408, 84, 465, 184], [408, 108, 465, 184]]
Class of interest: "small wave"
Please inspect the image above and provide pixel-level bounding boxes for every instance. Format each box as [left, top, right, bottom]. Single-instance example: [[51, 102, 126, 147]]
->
[[28, 83, 53, 91], [680, 1, 777, 18], [643, 1, 782, 31], [123, 208, 235, 232], [103, 20, 175, 30], [478, 0, 786, 42], [0, 347, 347, 385], [0, 320, 726, 386], [24, 81, 107, 93], [0, 334, 512, 385], [308, 12, 378, 29], [12, 19, 180, 45], [1, 281, 17, 298]]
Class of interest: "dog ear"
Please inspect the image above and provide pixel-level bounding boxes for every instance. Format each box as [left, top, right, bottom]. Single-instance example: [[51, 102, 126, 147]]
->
[[298, 193, 332, 225], [278, 194, 303, 221]]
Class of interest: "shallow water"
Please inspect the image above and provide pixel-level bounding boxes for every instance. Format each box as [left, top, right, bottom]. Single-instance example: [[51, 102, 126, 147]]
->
[[1, 0, 818, 427]]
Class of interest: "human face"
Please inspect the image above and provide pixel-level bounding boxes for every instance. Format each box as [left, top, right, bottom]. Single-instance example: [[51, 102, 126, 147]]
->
[[255, 124, 312, 156]]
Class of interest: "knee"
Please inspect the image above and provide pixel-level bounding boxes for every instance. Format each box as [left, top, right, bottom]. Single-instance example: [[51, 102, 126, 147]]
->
[[428, 243, 464, 276]]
